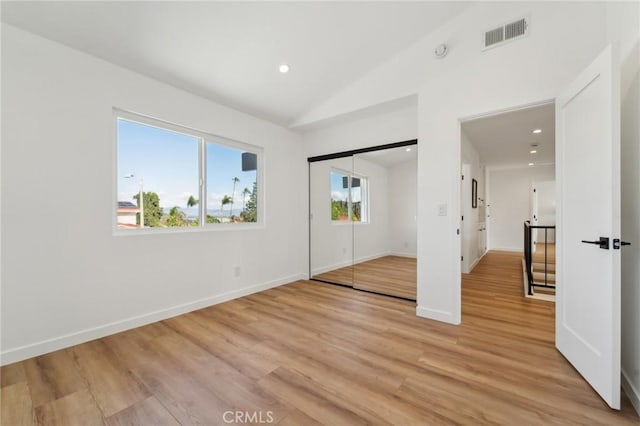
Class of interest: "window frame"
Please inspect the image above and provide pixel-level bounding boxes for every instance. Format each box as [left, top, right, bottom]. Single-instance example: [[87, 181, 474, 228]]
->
[[329, 168, 369, 224], [350, 172, 369, 224], [113, 108, 264, 236]]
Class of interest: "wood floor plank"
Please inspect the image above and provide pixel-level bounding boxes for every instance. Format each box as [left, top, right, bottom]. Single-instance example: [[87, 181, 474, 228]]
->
[[104, 332, 234, 425], [162, 313, 280, 380], [0, 382, 35, 426], [258, 367, 372, 425], [276, 408, 323, 426], [22, 350, 87, 407], [34, 389, 104, 426], [1, 362, 27, 388], [147, 333, 290, 423], [104, 397, 179, 426], [2, 250, 638, 425], [70, 340, 150, 417]]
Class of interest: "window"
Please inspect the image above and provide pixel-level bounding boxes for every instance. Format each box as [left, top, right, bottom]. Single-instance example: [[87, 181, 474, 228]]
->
[[330, 170, 368, 223], [115, 111, 261, 232], [205, 143, 258, 224]]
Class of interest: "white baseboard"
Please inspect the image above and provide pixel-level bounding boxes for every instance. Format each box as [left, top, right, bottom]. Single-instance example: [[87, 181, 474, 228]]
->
[[416, 305, 460, 325], [622, 368, 640, 416], [491, 247, 523, 253], [311, 251, 390, 276], [462, 250, 487, 274], [311, 259, 352, 276], [389, 251, 417, 258], [0, 273, 306, 366], [468, 254, 483, 272]]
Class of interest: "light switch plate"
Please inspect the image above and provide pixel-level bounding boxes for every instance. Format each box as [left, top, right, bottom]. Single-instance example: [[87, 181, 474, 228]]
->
[[438, 204, 447, 216]]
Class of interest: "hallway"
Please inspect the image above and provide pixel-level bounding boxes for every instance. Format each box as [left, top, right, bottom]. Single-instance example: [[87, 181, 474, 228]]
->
[[462, 251, 637, 421]]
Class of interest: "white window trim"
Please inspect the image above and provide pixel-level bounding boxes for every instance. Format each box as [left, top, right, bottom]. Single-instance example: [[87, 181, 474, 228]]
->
[[352, 173, 369, 224], [330, 168, 369, 225], [113, 108, 264, 236]]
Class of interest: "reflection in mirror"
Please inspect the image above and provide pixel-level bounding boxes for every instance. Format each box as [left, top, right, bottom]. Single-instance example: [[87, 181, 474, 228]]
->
[[309, 157, 354, 287], [353, 145, 417, 300], [308, 143, 418, 300]]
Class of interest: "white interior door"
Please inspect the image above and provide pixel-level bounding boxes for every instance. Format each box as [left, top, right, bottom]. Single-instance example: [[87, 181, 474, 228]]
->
[[556, 45, 621, 409]]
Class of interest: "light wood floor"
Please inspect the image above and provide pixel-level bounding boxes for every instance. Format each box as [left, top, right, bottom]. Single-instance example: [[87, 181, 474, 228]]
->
[[313, 255, 417, 300], [2, 251, 638, 425], [312, 265, 354, 287]]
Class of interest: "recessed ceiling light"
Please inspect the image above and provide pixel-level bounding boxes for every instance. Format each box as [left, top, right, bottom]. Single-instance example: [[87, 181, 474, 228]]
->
[[279, 64, 290, 73], [530, 150, 537, 154], [532, 129, 542, 134], [528, 162, 535, 166], [405, 148, 412, 152]]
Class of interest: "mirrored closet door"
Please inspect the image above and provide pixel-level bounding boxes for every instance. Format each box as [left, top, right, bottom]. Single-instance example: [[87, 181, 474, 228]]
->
[[308, 141, 417, 300], [309, 156, 354, 287], [353, 146, 417, 299]]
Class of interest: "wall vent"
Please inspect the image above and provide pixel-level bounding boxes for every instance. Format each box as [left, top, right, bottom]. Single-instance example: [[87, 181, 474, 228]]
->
[[483, 17, 529, 50]]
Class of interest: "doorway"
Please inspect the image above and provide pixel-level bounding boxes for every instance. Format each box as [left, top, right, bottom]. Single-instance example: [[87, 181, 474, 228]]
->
[[459, 102, 556, 302]]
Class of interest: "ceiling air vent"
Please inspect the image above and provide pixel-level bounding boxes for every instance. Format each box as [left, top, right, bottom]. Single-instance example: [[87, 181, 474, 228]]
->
[[483, 17, 529, 50]]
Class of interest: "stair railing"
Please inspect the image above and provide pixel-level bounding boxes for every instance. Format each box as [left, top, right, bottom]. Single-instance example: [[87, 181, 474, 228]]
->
[[524, 221, 556, 295]]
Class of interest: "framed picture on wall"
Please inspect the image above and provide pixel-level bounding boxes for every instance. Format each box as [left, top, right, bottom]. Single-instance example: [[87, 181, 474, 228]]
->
[[472, 178, 478, 209]]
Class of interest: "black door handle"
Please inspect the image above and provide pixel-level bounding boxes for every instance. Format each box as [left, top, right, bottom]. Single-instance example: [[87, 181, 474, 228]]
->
[[581, 237, 609, 249]]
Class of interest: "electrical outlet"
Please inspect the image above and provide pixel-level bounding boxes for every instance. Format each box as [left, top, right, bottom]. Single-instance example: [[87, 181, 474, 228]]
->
[[234, 266, 241, 277]]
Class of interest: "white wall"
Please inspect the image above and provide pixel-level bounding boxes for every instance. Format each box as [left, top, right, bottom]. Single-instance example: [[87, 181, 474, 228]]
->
[[1, 24, 307, 364], [534, 180, 556, 244], [303, 100, 417, 157], [487, 166, 554, 251], [461, 130, 486, 272], [535, 181, 556, 227], [387, 158, 417, 257], [416, 2, 611, 324]]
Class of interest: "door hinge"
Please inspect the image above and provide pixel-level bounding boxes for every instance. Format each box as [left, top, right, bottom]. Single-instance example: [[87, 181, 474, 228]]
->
[[461, 215, 464, 221], [457, 228, 460, 235], [461, 255, 464, 261]]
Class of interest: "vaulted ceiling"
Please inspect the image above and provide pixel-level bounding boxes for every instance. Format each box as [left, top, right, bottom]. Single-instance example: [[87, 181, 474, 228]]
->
[[1, 1, 472, 127]]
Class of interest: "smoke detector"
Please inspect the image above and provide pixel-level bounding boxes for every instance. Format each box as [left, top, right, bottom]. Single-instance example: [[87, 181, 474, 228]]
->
[[434, 44, 448, 59]]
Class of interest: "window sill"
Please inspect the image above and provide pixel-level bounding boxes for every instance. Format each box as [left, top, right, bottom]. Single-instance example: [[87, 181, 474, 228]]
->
[[113, 222, 265, 237]]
